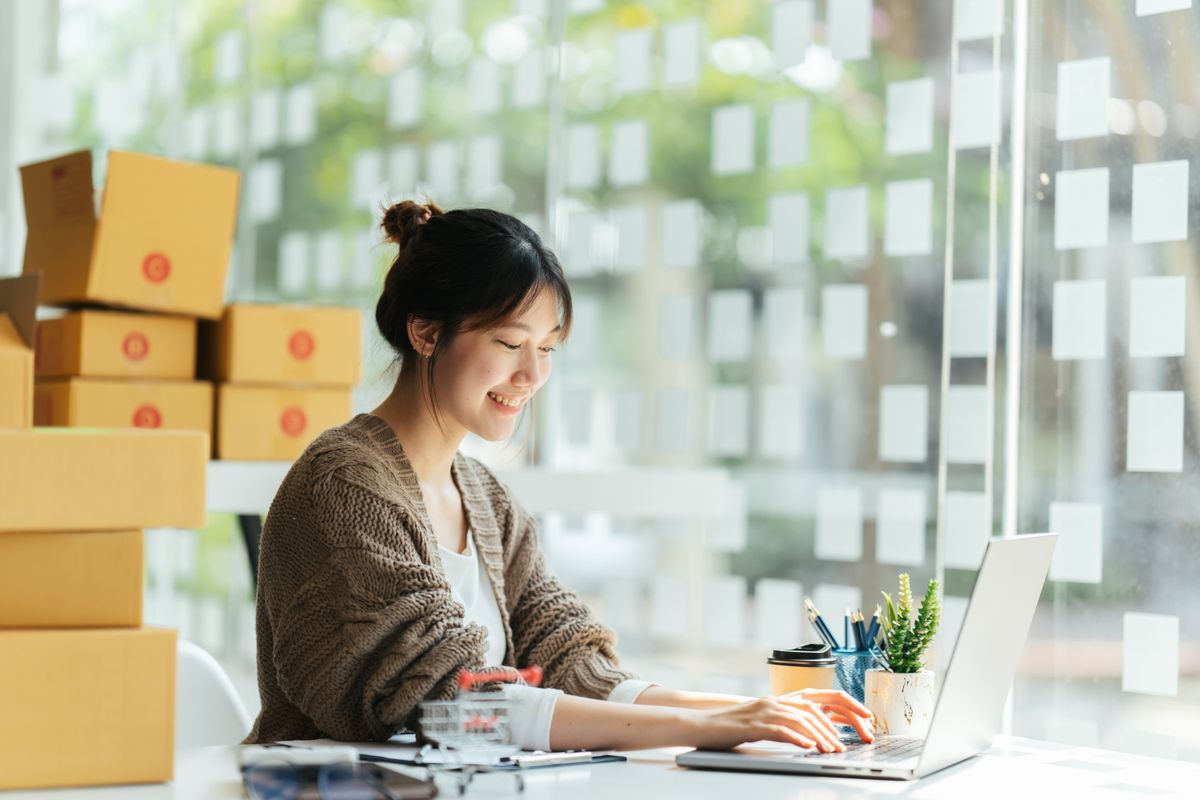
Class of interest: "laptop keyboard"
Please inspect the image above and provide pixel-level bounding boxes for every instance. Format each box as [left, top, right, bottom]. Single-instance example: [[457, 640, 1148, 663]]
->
[[801, 737, 923, 763]]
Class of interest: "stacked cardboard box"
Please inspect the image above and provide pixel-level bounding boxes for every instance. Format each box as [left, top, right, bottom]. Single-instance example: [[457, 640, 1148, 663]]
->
[[21, 150, 239, 436], [200, 303, 362, 460], [0, 274, 36, 429], [0, 424, 209, 790]]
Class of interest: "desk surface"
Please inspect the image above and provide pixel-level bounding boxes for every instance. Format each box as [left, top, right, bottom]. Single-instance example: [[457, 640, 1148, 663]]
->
[[4, 738, 1198, 799]]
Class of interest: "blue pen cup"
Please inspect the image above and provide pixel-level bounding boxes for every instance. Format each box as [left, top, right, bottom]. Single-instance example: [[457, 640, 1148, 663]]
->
[[833, 649, 876, 703]]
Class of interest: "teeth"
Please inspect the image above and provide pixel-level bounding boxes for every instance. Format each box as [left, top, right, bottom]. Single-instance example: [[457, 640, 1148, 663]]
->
[[488, 392, 523, 408]]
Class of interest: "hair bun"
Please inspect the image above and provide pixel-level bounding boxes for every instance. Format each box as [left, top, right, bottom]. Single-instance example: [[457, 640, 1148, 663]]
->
[[381, 200, 444, 249]]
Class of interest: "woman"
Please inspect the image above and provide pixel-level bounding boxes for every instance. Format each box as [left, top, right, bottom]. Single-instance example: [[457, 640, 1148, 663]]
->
[[246, 201, 874, 753]]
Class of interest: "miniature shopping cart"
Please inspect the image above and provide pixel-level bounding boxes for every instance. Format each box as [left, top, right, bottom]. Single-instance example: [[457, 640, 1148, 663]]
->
[[416, 665, 543, 795]]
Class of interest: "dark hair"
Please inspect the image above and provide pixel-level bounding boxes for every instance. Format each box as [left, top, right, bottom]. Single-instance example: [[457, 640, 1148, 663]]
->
[[375, 200, 572, 420]]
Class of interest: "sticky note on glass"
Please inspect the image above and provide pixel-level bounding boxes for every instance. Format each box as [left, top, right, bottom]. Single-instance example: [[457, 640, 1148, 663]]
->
[[768, 192, 810, 266], [1132, 160, 1189, 243], [952, 70, 997, 149], [571, 296, 601, 361], [1127, 390, 1184, 472], [611, 205, 648, 274], [822, 283, 868, 359], [613, 388, 642, 453], [815, 486, 863, 562], [945, 491, 989, 570], [828, 0, 871, 61], [566, 209, 600, 276], [1137, 0, 1192, 14], [609, 119, 650, 187], [954, 0, 1004, 40], [252, 88, 281, 151], [565, 123, 601, 190], [705, 576, 747, 645], [389, 144, 419, 193], [1055, 168, 1109, 250], [768, 98, 810, 169], [814, 584, 863, 636], [213, 101, 241, 159], [650, 574, 689, 640], [755, 579, 803, 646], [426, 140, 460, 198], [662, 199, 703, 269], [659, 293, 697, 360], [824, 186, 869, 260], [876, 488, 926, 566], [655, 387, 692, 454], [468, 58, 501, 116], [772, 0, 814, 70], [387, 68, 423, 130], [949, 279, 990, 357], [1049, 502, 1102, 584], [466, 134, 502, 197], [278, 231, 311, 295], [615, 28, 653, 95], [712, 104, 755, 175], [250, 159, 283, 223], [887, 78, 934, 155], [316, 231, 343, 292], [663, 19, 702, 88], [1057, 58, 1110, 141], [1123, 612, 1179, 696], [1052, 279, 1106, 360], [284, 83, 317, 145], [707, 385, 750, 456], [759, 385, 804, 459], [513, 48, 546, 108], [879, 385, 929, 463], [943, 385, 989, 464], [707, 289, 753, 362], [764, 287, 806, 361], [885, 179, 933, 256], [1130, 276, 1185, 358]]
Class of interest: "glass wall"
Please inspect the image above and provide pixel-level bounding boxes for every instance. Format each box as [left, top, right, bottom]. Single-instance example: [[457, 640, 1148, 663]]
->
[[0, 0, 1195, 761]]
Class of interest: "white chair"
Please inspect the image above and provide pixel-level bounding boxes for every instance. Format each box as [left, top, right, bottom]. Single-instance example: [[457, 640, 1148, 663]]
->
[[176, 639, 252, 747]]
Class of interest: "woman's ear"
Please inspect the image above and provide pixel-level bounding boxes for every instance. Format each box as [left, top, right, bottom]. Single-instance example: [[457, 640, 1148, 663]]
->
[[407, 316, 440, 357]]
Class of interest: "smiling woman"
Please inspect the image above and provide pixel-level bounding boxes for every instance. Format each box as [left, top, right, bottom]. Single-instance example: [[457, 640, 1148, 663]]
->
[[244, 201, 872, 752]]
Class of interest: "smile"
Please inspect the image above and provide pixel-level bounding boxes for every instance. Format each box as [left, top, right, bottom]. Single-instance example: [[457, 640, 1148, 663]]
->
[[487, 391, 527, 410]]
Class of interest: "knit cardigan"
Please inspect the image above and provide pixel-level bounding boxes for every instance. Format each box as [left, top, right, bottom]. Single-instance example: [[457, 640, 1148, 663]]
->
[[245, 413, 634, 744]]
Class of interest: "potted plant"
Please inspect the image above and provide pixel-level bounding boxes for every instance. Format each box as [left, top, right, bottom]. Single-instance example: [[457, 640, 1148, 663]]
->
[[867, 574, 940, 737]]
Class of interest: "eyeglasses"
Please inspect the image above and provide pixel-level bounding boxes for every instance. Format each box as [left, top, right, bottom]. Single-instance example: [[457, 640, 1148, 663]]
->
[[242, 759, 432, 800]]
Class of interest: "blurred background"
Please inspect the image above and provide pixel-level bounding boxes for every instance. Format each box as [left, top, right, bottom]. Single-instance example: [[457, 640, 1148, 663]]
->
[[1, 0, 1197, 762]]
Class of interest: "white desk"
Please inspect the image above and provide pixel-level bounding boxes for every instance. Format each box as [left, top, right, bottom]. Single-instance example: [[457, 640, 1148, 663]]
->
[[5, 738, 1197, 799]]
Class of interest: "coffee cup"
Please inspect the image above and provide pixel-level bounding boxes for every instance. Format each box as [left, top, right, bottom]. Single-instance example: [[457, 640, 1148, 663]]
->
[[767, 643, 837, 695]]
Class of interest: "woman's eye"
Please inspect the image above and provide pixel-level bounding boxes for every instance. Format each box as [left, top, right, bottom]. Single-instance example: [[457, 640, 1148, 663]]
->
[[539, 346, 556, 354], [498, 340, 520, 350]]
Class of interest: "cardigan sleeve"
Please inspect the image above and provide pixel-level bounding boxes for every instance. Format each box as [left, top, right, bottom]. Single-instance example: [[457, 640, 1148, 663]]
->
[[503, 501, 636, 699], [265, 475, 512, 741]]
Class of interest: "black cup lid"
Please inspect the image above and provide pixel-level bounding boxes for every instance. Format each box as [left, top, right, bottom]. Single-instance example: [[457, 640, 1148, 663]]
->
[[768, 642, 835, 666]]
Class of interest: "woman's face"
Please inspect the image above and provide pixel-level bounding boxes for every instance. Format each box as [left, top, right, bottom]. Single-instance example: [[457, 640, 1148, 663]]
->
[[431, 287, 561, 442]]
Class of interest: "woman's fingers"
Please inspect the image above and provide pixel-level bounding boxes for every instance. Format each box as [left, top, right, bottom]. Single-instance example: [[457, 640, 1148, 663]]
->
[[778, 699, 840, 741], [799, 689, 872, 718], [764, 724, 815, 750], [780, 709, 844, 752], [822, 707, 875, 743]]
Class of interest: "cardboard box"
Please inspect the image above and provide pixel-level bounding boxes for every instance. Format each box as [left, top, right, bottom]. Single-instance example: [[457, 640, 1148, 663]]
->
[[200, 303, 362, 386], [20, 149, 239, 319], [0, 529, 143, 627], [216, 383, 352, 460], [36, 377, 213, 435], [0, 274, 38, 429], [0, 427, 208, 532], [36, 309, 197, 379], [0, 627, 175, 789]]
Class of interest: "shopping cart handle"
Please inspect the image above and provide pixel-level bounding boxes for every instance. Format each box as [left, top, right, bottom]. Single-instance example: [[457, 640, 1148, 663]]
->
[[458, 665, 544, 691]]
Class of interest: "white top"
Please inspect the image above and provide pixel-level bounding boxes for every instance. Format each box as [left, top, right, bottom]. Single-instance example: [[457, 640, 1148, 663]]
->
[[440, 531, 655, 750]]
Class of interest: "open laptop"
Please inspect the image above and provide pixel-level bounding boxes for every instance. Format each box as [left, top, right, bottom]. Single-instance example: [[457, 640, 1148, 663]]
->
[[677, 533, 1057, 781]]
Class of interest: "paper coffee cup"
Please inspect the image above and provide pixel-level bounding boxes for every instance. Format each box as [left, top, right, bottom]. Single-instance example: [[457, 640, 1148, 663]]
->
[[768, 643, 837, 695]]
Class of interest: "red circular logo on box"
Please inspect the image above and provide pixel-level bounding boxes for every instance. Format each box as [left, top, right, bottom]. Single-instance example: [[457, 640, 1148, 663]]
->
[[122, 331, 150, 361], [288, 330, 315, 361], [132, 404, 162, 428], [280, 406, 307, 437], [142, 252, 171, 283]]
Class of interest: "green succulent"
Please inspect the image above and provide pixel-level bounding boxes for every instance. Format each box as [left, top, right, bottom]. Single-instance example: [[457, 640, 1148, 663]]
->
[[879, 574, 941, 674]]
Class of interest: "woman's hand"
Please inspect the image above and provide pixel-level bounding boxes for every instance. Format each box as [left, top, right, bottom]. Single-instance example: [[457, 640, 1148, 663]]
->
[[684, 696, 852, 753], [776, 688, 875, 744]]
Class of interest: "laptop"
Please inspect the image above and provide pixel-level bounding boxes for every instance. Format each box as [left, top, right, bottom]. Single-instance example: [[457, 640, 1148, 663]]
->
[[676, 533, 1057, 781]]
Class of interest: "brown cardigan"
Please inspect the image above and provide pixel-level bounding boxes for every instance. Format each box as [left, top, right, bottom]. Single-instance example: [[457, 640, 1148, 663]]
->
[[245, 413, 633, 743]]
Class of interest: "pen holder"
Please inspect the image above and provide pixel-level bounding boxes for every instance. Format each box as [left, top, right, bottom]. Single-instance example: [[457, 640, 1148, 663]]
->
[[833, 649, 876, 703]]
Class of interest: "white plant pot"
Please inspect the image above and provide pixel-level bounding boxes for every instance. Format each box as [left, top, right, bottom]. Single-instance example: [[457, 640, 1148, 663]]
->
[[864, 669, 936, 738]]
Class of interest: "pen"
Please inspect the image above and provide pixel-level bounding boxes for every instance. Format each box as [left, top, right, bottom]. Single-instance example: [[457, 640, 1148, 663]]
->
[[854, 610, 868, 652], [844, 609, 852, 651], [804, 598, 839, 649], [866, 605, 881, 647]]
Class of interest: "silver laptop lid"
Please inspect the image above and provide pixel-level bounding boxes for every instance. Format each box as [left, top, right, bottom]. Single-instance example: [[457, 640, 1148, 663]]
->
[[915, 533, 1056, 777]]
